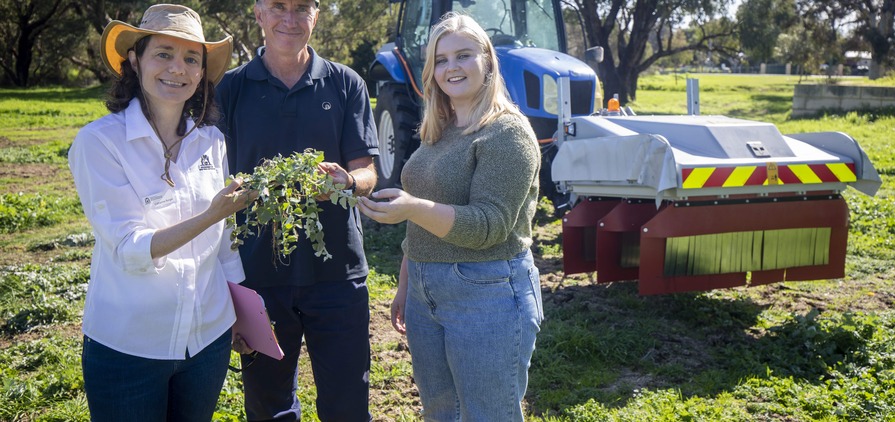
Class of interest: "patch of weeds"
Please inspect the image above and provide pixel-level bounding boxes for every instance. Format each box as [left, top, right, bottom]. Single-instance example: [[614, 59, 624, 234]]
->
[[51, 249, 92, 263], [362, 220, 406, 277], [731, 312, 895, 420], [38, 394, 90, 422], [846, 256, 895, 280], [534, 195, 561, 226], [0, 193, 82, 233], [369, 356, 413, 388], [0, 140, 71, 164], [849, 194, 895, 247], [667, 291, 764, 331], [367, 269, 397, 302], [215, 354, 247, 420], [28, 232, 94, 252], [559, 388, 752, 421], [0, 264, 88, 334], [0, 86, 107, 131], [537, 242, 562, 258], [758, 310, 875, 380], [848, 196, 895, 268], [529, 293, 664, 411], [0, 334, 86, 421]]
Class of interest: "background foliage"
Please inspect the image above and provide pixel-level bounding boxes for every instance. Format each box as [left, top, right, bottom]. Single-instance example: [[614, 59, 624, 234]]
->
[[1, 0, 892, 105]]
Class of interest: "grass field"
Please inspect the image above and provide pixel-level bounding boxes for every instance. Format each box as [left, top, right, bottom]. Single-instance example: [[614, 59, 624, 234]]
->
[[1, 74, 894, 421]]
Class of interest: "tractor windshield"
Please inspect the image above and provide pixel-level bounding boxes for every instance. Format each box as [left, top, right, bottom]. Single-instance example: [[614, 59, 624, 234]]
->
[[452, 0, 562, 50], [398, 0, 565, 95]]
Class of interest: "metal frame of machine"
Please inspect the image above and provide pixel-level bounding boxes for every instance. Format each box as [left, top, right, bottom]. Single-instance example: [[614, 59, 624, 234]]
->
[[550, 78, 881, 295]]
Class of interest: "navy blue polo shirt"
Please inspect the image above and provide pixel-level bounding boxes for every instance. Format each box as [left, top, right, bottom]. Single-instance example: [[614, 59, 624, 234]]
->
[[216, 46, 378, 288]]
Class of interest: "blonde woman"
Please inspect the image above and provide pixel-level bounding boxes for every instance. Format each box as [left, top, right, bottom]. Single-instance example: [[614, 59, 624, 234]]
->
[[69, 4, 253, 420], [358, 12, 544, 421]]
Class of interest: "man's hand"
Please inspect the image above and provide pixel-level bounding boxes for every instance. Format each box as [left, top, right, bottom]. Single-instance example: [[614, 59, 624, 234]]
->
[[232, 332, 256, 355]]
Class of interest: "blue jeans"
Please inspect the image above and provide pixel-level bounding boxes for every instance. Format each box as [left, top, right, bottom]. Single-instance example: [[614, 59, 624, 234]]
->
[[405, 250, 543, 421], [241, 279, 371, 421], [81, 329, 231, 422]]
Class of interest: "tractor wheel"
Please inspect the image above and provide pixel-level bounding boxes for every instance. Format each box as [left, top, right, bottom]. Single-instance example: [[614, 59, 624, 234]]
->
[[374, 83, 420, 189]]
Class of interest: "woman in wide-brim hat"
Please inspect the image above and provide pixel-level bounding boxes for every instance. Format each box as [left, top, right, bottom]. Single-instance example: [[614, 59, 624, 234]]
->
[[68, 4, 253, 421]]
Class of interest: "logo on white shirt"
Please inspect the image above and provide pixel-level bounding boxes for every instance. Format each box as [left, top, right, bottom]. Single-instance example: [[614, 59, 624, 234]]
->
[[198, 154, 215, 171]]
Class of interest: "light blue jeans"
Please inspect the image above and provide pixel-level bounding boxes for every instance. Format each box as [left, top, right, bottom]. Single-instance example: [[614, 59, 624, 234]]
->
[[405, 250, 543, 421]]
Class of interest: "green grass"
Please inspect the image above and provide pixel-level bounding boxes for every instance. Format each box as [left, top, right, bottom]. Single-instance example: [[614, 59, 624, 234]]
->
[[0, 264, 88, 334], [0, 86, 107, 135], [2, 74, 895, 421], [0, 193, 83, 234]]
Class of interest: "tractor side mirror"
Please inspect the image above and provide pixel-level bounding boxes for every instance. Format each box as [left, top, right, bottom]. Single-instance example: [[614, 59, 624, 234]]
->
[[585, 46, 604, 64]]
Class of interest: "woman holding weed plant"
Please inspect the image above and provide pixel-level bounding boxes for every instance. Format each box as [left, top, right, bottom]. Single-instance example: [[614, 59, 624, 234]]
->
[[358, 12, 544, 421], [68, 4, 254, 421]]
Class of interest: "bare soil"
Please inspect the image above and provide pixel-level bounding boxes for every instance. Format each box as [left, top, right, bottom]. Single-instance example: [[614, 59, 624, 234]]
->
[[0, 162, 67, 193]]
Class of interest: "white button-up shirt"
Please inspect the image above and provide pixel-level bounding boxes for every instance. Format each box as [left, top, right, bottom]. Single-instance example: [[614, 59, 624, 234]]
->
[[69, 98, 244, 360]]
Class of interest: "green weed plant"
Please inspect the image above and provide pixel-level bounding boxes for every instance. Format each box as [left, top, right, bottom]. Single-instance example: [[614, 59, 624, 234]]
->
[[0, 193, 82, 234], [0, 264, 88, 334], [227, 149, 357, 263]]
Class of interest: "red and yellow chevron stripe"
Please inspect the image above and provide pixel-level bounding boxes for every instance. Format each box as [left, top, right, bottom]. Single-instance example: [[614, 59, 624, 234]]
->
[[681, 162, 857, 189]]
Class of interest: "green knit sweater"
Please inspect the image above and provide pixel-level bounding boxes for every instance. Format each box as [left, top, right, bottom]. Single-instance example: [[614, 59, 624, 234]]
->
[[400, 113, 540, 263]]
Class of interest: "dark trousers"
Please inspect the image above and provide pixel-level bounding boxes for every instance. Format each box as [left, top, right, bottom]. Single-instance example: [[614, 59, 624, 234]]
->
[[82, 330, 231, 422], [241, 279, 371, 421]]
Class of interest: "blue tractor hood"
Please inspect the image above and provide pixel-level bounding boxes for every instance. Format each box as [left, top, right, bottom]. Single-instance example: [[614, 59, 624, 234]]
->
[[495, 45, 599, 119], [496, 46, 595, 79]]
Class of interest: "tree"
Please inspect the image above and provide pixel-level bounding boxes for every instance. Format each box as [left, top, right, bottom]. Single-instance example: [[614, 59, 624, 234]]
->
[[848, 0, 894, 78], [736, 0, 797, 64], [796, 0, 895, 79], [0, 0, 84, 86], [570, 0, 737, 105], [201, 1, 262, 66], [68, 0, 149, 84], [775, 24, 828, 80], [312, 0, 391, 78], [0, 0, 394, 88], [204, 0, 391, 74]]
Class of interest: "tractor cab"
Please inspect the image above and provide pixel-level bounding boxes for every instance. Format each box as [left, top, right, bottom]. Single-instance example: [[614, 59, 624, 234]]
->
[[394, 0, 569, 95], [370, 0, 602, 200]]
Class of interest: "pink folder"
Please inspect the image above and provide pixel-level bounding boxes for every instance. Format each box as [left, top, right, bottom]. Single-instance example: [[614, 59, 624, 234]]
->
[[228, 282, 285, 360]]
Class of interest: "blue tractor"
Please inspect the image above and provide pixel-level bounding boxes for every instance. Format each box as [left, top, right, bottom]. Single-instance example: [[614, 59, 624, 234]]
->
[[369, 0, 603, 206]]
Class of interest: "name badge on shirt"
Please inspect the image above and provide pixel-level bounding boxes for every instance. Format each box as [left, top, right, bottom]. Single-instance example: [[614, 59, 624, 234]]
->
[[143, 189, 175, 209]]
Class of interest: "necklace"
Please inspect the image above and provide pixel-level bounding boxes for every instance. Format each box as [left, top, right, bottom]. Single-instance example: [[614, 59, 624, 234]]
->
[[159, 134, 185, 187], [147, 116, 191, 187], [136, 64, 208, 188]]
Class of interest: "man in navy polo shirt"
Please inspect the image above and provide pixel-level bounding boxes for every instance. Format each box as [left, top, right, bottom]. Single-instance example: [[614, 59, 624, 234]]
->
[[216, 0, 378, 420]]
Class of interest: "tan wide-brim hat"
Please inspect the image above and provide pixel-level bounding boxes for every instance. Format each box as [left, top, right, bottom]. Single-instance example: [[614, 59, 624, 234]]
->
[[101, 4, 232, 84]]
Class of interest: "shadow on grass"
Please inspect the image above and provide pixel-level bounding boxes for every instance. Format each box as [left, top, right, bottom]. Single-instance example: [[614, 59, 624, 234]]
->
[[527, 279, 874, 418], [789, 106, 895, 122], [361, 218, 406, 278], [725, 93, 793, 118], [0, 85, 107, 103]]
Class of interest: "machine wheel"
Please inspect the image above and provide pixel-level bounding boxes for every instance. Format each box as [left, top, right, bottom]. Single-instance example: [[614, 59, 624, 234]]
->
[[374, 83, 420, 189]]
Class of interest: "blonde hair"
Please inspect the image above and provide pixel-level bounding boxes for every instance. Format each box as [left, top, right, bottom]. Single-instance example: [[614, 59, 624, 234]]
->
[[418, 12, 524, 144]]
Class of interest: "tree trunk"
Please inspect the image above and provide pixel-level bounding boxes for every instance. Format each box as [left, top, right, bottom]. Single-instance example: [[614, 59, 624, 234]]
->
[[9, 0, 68, 87], [868, 5, 893, 80], [14, 16, 35, 86]]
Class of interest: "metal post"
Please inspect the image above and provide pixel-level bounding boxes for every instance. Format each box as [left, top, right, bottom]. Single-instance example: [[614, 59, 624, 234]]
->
[[686, 78, 699, 115], [557, 76, 572, 143]]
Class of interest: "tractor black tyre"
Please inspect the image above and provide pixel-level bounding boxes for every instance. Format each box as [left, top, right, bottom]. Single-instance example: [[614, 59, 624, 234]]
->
[[374, 83, 420, 189]]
